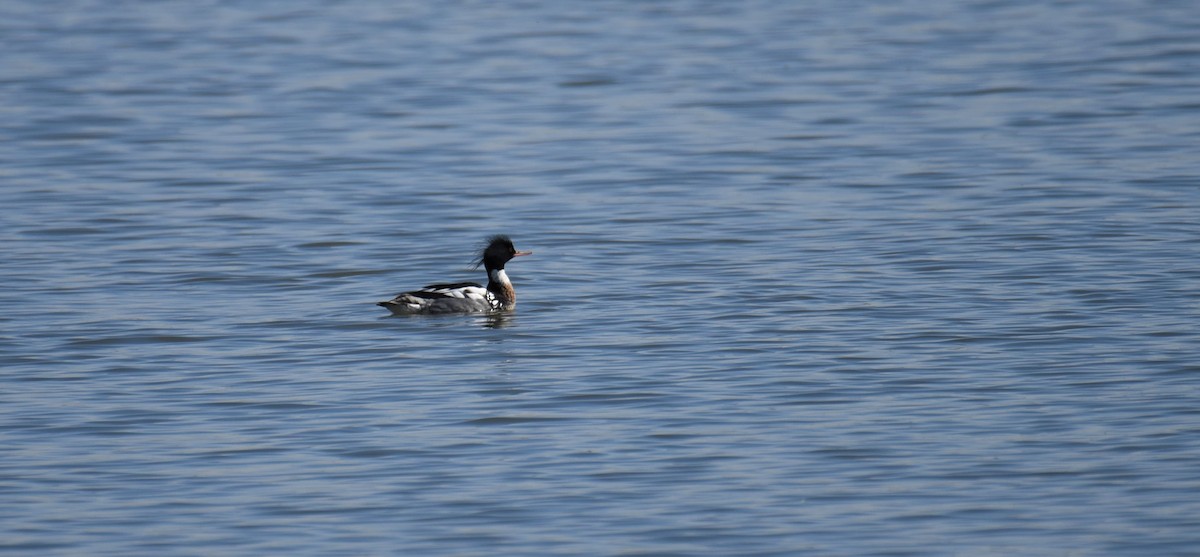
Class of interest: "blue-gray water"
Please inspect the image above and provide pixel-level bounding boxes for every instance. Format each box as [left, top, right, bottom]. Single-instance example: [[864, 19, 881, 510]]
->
[[3, 1, 1199, 555]]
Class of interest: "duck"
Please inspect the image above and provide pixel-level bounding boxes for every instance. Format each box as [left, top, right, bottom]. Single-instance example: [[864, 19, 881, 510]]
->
[[377, 235, 532, 315]]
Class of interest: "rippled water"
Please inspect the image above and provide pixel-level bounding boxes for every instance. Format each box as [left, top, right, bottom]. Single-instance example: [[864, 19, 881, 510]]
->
[[3, 1, 1200, 555]]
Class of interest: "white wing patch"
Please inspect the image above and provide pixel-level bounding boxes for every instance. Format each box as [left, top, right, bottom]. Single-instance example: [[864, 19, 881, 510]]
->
[[381, 284, 500, 313], [420, 285, 488, 299]]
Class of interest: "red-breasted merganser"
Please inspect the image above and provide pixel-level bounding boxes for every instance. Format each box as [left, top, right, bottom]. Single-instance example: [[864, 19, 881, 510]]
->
[[377, 235, 532, 315]]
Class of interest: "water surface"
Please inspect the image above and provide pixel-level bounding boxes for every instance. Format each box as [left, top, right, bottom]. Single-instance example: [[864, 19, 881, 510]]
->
[[3, 1, 1199, 555]]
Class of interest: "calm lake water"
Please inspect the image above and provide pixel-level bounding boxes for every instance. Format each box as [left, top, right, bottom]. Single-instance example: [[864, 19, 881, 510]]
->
[[3, 1, 1199, 555]]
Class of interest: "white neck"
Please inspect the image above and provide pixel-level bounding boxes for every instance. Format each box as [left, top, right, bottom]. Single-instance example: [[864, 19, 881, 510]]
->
[[489, 268, 510, 285]]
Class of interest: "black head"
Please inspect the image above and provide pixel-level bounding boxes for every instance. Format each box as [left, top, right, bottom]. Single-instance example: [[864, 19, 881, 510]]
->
[[473, 235, 532, 270]]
